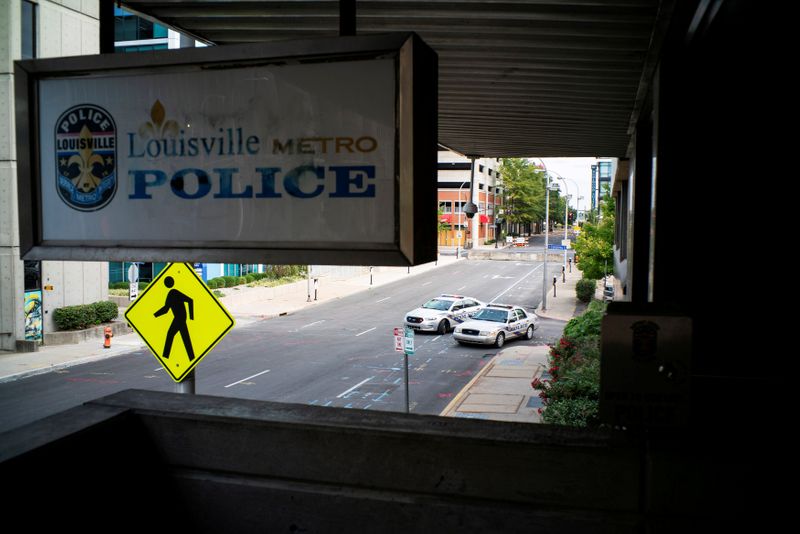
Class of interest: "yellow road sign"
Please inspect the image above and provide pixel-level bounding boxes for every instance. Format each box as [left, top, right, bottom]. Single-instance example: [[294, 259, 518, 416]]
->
[[125, 262, 235, 382]]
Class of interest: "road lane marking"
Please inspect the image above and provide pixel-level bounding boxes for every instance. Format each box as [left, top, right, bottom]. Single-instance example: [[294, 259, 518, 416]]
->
[[422, 281, 432, 286], [490, 264, 544, 303], [225, 369, 270, 388], [337, 376, 375, 398], [301, 320, 325, 329], [432, 335, 441, 342], [355, 327, 376, 337], [457, 285, 466, 290], [376, 297, 391, 303]]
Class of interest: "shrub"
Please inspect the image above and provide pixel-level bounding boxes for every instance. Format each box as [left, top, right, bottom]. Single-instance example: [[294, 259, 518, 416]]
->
[[245, 274, 256, 283], [93, 301, 118, 323], [223, 276, 238, 288], [53, 304, 97, 330], [563, 300, 605, 339], [206, 279, 218, 289], [108, 281, 129, 289], [575, 278, 597, 303], [541, 398, 599, 427], [53, 300, 119, 330], [237, 276, 247, 286], [213, 289, 224, 298]]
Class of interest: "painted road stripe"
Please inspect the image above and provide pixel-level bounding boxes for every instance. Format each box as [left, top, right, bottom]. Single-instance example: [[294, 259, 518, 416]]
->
[[376, 297, 391, 303], [490, 264, 543, 303], [422, 281, 432, 286], [458, 285, 466, 290], [337, 376, 375, 398], [355, 327, 377, 337], [225, 369, 270, 388], [301, 320, 325, 329]]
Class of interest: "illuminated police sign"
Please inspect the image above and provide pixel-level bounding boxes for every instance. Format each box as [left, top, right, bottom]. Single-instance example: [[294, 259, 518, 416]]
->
[[16, 33, 437, 266]]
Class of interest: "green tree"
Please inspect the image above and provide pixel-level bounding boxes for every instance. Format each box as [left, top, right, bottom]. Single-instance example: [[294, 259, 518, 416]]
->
[[437, 207, 450, 240], [573, 195, 615, 279], [499, 158, 546, 233]]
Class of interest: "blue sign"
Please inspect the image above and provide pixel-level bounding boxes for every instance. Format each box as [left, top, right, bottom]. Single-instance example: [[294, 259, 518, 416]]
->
[[548, 244, 567, 250]]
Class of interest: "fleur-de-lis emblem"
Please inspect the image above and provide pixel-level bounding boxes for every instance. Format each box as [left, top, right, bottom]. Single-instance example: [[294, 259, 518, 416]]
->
[[67, 125, 105, 193], [138, 100, 179, 140]]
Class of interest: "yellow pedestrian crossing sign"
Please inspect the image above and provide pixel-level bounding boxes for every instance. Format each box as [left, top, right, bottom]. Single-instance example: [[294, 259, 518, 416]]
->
[[125, 262, 235, 382]]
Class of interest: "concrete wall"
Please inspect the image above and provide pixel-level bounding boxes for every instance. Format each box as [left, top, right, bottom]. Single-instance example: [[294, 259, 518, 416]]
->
[[0, 0, 102, 350], [0, 389, 780, 532]]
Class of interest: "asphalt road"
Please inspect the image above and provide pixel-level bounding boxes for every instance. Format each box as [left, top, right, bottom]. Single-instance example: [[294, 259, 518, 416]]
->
[[0, 259, 566, 434]]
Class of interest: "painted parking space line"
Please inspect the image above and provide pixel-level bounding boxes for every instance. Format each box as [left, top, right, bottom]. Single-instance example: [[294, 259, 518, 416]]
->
[[355, 327, 377, 337], [336, 376, 375, 398], [301, 320, 325, 329], [225, 369, 270, 388]]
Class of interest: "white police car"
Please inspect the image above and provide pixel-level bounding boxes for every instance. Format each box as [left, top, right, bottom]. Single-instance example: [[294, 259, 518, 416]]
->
[[453, 304, 538, 348], [404, 294, 485, 334]]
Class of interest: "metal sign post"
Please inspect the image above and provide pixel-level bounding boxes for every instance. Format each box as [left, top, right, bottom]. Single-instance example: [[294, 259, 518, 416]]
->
[[403, 326, 415, 414]]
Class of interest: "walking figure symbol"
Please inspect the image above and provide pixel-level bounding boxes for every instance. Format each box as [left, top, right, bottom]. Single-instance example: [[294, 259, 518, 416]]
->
[[153, 276, 195, 361]]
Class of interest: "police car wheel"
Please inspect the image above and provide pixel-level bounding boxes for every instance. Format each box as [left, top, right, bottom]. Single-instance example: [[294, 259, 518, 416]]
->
[[494, 332, 505, 348], [525, 325, 534, 340], [437, 320, 449, 334]]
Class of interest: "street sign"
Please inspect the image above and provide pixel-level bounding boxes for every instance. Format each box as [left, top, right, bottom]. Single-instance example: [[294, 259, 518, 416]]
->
[[127, 264, 139, 283], [403, 326, 415, 355], [124, 262, 235, 382], [561, 239, 571, 248], [394, 327, 404, 352], [129, 282, 138, 302], [548, 244, 567, 250]]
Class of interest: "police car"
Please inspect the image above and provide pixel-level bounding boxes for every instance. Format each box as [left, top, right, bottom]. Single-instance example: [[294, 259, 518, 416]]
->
[[453, 304, 538, 348], [404, 294, 485, 334]]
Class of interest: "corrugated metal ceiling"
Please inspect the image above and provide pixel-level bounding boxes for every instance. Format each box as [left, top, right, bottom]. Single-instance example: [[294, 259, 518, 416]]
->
[[119, 0, 666, 158]]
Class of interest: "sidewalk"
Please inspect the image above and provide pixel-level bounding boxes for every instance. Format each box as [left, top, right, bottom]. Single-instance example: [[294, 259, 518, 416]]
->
[[440, 260, 582, 422], [0, 254, 459, 383]]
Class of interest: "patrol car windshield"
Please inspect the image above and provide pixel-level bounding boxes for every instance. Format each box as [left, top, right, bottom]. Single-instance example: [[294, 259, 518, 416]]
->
[[472, 308, 508, 323], [422, 299, 453, 311]]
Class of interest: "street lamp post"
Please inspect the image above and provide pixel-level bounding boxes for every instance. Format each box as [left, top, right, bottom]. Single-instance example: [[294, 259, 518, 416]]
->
[[542, 173, 551, 311]]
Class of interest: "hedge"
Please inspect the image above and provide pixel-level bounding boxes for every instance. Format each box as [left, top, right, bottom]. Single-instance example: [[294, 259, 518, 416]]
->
[[575, 278, 597, 303], [533, 300, 606, 428], [53, 301, 119, 331]]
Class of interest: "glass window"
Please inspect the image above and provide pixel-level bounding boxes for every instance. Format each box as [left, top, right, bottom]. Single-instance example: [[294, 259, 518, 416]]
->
[[438, 201, 451, 214], [24, 261, 41, 291], [515, 309, 527, 320], [21, 1, 36, 60]]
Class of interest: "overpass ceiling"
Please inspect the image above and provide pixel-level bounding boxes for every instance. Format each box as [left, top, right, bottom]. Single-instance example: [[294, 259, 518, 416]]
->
[[119, 0, 666, 158]]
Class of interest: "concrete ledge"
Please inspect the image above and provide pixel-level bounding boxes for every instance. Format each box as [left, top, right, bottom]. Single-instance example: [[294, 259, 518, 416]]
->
[[109, 295, 132, 308], [43, 320, 133, 346], [467, 250, 566, 262], [15, 340, 39, 353]]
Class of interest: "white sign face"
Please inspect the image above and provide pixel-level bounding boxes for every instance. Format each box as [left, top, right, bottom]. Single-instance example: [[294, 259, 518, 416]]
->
[[127, 264, 139, 283], [38, 60, 395, 247], [129, 282, 138, 302]]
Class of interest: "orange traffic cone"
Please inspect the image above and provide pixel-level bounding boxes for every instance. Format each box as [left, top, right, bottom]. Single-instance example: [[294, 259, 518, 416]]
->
[[104, 326, 113, 349]]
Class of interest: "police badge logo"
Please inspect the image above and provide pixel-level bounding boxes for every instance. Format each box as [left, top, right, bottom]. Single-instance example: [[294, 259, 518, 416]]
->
[[55, 104, 117, 211]]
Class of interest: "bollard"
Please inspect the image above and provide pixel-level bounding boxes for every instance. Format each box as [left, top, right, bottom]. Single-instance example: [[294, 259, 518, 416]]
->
[[314, 278, 319, 301], [103, 326, 113, 349], [562, 265, 566, 283], [553, 276, 557, 298]]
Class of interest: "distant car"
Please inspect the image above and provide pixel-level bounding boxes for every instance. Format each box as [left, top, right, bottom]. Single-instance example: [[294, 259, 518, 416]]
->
[[404, 294, 485, 334], [514, 237, 527, 247], [453, 304, 538, 348]]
